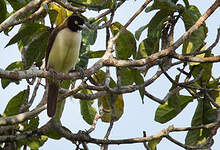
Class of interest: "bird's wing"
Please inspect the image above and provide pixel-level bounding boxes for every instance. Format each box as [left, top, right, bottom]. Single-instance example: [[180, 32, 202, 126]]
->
[[45, 25, 66, 69]]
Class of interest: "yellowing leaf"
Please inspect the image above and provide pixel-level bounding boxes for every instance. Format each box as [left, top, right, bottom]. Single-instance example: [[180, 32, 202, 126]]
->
[[185, 99, 216, 146], [190, 52, 213, 84], [189, 44, 206, 66], [182, 5, 207, 57], [98, 93, 124, 122], [49, 3, 72, 26], [93, 70, 124, 122]]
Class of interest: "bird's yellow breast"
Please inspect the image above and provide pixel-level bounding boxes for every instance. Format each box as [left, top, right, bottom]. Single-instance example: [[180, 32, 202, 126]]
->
[[47, 28, 82, 73]]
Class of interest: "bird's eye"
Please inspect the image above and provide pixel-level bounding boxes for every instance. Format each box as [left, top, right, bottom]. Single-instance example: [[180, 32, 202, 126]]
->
[[74, 21, 78, 25]]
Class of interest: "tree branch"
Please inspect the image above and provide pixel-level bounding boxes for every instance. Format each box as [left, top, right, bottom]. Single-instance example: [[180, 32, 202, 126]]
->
[[0, 0, 41, 32], [0, 105, 46, 126]]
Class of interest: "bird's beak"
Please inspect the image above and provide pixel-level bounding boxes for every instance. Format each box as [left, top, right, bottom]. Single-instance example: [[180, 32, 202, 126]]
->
[[79, 24, 90, 31]]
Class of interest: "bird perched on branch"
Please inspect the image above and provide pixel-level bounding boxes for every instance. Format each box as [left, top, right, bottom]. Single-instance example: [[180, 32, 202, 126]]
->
[[45, 15, 86, 117]]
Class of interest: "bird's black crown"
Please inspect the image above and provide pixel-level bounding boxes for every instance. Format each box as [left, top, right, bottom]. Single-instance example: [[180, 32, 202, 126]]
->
[[67, 15, 85, 32]]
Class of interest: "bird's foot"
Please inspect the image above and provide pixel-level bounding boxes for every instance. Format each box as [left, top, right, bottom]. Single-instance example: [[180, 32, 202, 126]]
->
[[78, 67, 86, 80], [49, 68, 57, 82], [70, 67, 86, 81]]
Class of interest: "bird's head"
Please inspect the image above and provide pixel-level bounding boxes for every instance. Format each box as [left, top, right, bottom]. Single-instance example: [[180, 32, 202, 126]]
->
[[67, 15, 87, 32]]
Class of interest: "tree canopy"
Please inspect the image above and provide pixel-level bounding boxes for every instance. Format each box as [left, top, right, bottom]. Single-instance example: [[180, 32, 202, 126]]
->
[[0, 0, 220, 149]]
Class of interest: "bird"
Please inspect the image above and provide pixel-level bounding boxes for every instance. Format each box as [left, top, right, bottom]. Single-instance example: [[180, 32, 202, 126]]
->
[[45, 15, 86, 117]]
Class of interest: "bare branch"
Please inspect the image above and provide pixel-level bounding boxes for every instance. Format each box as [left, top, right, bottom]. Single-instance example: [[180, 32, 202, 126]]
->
[[171, 52, 220, 63], [0, 105, 46, 126], [0, 0, 41, 32], [86, 113, 101, 134], [54, 0, 85, 12], [165, 135, 197, 149], [144, 90, 165, 104], [13, 0, 51, 25], [45, 121, 220, 145], [205, 90, 220, 109]]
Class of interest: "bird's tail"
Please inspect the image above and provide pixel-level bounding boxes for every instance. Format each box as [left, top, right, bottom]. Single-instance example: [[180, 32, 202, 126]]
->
[[47, 80, 59, 117]]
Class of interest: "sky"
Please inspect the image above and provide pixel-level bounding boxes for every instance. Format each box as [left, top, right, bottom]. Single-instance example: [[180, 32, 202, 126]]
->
[[0, 0, 220, 149]]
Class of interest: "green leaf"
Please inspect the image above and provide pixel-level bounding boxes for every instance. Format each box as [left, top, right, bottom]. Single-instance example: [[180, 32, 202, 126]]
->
[[190, 52, 213, 84], [136, 10, 171, 59], [54, 99, 66, 122], [5, 23, 49, 48], [1, 61, 23, 89], [155, 95, 193, 123], [110, 22, 136, 59], [94, 70, 124, 122], [120, 68, 134, 86], [45, 128, 62, 140], [133, 71, 145, 100], [54, 80, 71, 121], [4, 24, 14, 36], [7, 0, 29, 10], [27, 136, 48, 149], [148, 10, 170, 38], [28, 117, 39, 130], [89, 50, 105, 58], [98, 93, 124, 123], [80, 89, 97, 125], [60, 80, 71, 89], [82, 0, 114, 10], [183, 0, 189, 8], [136, 38, 157, 59], [0, 0, 7, 24], [76, 35, 90, 69], [185, 99, 216, 146], [24, 30, 50, 69], [82, 28, 97, 45], [148, 138, 162, 150], [135, 25, 148, 40], [48, 9, 58, 26], [145, 0, 178, 13], [17, 135, 48, 150], [182, 5, 207, 55], [3, 90, 28, 116], [45, 125, 71, 140], [208, 78, 220, 107]]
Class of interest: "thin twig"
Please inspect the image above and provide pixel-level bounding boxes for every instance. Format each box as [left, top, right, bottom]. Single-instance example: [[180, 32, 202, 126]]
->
[[144, 90, 165, 104], [86, 114, 101, 134], [165, 135, 197, 149], [205, 89, 220, 109]]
